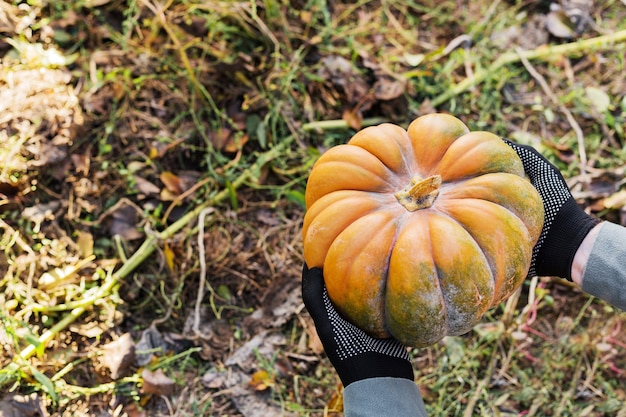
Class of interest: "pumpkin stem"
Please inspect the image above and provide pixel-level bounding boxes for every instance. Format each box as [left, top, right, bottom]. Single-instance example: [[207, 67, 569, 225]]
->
[[394, 175, 442, 211]]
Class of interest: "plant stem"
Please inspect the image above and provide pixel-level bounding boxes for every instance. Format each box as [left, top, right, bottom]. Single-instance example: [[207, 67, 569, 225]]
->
[[395, 175, 442, 211], [301, 117, 388, 132], [4, 140, 289, 368], [430, 29, 626, 108]]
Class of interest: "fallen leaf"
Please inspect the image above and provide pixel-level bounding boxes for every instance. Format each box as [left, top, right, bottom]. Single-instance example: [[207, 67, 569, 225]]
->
[[159, 188, 177, 202], [546, 10, 577, 38], [201, 370, 227, 389], [248, 369, 274, 391], [141, 368, 175, 396], [223, 133, 249, 153], [342, 107, 362, 130], [548, 141, 576, 164], [373, 76, 405, 101], [326, 385, 344, 412], [490, 15, 549, 50], [404, 52, 425, 67], [71, 153, 90, 176], [134, 325, 191, 366], [318, 55, 370, 105], [225, 331, 286, 372], [300, 10, 312, 23], [208, 127, 233, 151], [585, 86, 612, 114], [160, 171, 183, 195], [182, 312, 233, 361], [306, 319, 324, 354], [163, 243, 175, 271], [134, 325, 167, 367], [100, 333, 136, 379], [256, 209, 281, 226], [109, 204, 143, 241], [134, 176, 160, 197], [604, 189, 626, 209]]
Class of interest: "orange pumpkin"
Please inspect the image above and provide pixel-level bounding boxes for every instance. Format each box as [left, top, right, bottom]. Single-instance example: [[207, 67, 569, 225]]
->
[[303, 113, 544, 347]]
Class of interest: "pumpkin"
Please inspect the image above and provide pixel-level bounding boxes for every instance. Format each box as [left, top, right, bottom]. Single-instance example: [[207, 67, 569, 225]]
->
[[302, 113, 544, 347]]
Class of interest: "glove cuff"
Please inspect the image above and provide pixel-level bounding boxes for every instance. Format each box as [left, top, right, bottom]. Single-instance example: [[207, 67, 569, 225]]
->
[[337, 352, 414, 387], [534, 198, 601, 280]]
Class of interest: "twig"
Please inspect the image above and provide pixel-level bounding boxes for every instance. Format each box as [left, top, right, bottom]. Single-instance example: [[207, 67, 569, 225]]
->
[[516, 47, 589, 183], [195, 207, 217, 334], [429, 29, 626, 108]]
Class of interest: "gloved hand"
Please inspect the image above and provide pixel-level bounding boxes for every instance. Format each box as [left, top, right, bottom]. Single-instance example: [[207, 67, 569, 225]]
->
[[302, 264, 413, 387], [503, 139, 601, 280]]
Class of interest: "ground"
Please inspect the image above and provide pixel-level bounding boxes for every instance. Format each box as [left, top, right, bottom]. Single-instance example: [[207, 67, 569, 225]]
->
[[1, 0, 626, 416]]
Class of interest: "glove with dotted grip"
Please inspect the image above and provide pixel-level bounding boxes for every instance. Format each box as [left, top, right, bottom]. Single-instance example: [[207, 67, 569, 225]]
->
[[503, 139, 601, 280], [302, 264, 413, 387]]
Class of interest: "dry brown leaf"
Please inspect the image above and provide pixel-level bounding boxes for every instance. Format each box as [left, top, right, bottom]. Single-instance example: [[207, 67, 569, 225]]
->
[[326, 384, 344, 412], [305, 318, 324, 354], [159, 188, 177, 202], [141, 368, 175, 396], [373, 76, 405, 101], [342, 107, 362, 130], [134, 176, 160, 197], [318, 55, 370, 105], [549, 143, 575, 164], [604, 189, 626, 209], [223, 133, 249, 153], [134, 325, 191, 367], [201, 370, 227, 389], [160, 171, 183, 195], [209, 127, 232, 150], [108, 204, 143, 240], [71, 153, 90, 176], [100, 333, 136, 380]]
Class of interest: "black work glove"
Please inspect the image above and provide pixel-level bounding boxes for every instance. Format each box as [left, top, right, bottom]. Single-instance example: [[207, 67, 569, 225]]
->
[[503, 139, 601, 280], [302, 264, 413, 387]]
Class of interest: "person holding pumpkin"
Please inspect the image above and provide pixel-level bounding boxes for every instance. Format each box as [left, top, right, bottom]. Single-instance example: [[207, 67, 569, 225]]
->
[[302, 139, 626, 417]]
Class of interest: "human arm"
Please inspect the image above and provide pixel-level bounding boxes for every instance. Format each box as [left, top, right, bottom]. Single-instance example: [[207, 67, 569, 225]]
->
[[570, 222, 601, 285], [574, 221, 626, 311], [301, 265, 428, 416], [344, 378, 427, 417]]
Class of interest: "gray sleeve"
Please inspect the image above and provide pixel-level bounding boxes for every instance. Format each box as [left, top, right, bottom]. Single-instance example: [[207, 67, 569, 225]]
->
[[343, 377, 428, 417], [581, 222, 626, 311]]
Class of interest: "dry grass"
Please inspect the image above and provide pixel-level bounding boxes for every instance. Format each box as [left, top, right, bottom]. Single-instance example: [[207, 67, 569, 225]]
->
[[1, 0, 626, 416]]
